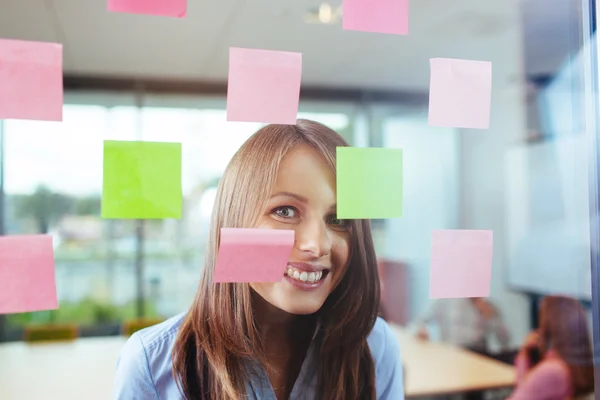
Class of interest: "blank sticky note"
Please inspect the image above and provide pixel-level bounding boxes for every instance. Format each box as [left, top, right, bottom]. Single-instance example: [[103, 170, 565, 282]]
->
[[428, 58, 492, 129], [343, 0, 409, 35], [102, 140, 182, 219], [0, 39, 63, 121], [214, 228, 295, 283], [336, 147, 403, 219], [0, 235, 58, 314], [430, 230, 493, 299], [227, 47, 302, 125], [107, 0, 186, 17]]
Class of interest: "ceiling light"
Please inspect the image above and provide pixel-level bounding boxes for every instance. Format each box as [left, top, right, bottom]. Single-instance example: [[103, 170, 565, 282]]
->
[[318, 3, 333, 23], [304, 3, 342, 25]]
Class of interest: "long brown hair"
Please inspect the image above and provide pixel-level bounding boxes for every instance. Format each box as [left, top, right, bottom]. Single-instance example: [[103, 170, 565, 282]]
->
[[172, 120, 381, 399], [539, 296, 595, 396]]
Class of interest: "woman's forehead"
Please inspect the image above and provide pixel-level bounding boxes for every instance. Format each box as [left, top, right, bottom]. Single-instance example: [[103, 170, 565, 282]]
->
[[272, 145, 337, 204]]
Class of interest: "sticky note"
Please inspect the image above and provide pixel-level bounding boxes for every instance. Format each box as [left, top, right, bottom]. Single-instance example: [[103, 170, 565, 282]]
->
[[102, 140, 182, 219], [0, 235, 58, 314], [227, 47, 302, 125], [214, 228, 295, 283], [336, 147, 403, 219], [0, 39, 63, 121], [107, 0, 186, 17], [343, 0, 409, 35], [429, 230, 493, 299], [428, 58, 492, 129]]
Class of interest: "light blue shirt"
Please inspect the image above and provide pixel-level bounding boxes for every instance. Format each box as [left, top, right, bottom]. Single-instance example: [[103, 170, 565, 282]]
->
[[113, 313, 404, 399]]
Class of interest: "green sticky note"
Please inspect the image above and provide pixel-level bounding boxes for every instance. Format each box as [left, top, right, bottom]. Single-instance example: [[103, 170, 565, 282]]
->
[[336, 147, 403, 219], [102, 140, 182, 219]]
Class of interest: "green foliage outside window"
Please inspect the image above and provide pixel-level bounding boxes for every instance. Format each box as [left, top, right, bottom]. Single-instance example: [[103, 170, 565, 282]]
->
[[6, 298, 159, 327]]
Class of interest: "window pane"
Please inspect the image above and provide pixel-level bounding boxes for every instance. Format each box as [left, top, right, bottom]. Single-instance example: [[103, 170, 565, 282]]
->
[[3, 105, 140, 336]]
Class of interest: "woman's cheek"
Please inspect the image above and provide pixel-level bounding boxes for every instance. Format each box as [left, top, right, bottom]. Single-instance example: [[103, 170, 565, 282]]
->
[[330, 237, 351, 284]]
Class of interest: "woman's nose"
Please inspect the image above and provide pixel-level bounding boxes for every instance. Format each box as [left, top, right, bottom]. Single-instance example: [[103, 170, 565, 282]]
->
[[295, 219, 332, 258]]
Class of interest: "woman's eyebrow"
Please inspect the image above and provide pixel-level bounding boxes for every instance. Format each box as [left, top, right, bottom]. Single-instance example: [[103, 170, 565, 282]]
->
[[270, 192, 309, 203]]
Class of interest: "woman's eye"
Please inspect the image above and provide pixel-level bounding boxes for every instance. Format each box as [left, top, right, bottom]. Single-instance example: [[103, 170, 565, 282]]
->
[[273, 206, 298, 219], [327, 214, 349, 228]]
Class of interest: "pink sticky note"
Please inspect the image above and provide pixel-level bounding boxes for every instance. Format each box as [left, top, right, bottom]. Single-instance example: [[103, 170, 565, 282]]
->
[[0, 235, 58, 314], [428, 58, 492, 129], [108, 0, 187, 17], [214, 228, 295, 283], [430, 230, 493, 299], [343, 0, 409, 35], [227, 47, 302, 125], [0, 39, 63, 121]]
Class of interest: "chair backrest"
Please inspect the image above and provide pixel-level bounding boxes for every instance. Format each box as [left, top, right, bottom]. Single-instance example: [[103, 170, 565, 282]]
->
[[24, 324, 79, 342], [378, 259, 409, 326], [121, 318, 164, 336]]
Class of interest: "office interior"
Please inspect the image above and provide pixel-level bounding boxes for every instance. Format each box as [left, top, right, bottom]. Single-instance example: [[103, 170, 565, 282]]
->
[[0, 0, 599, 399]]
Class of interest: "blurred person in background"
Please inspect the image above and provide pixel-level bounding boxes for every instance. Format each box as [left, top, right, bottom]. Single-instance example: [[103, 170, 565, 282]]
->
[[508, 295, 594, 400], [413, 298, 511, 354]]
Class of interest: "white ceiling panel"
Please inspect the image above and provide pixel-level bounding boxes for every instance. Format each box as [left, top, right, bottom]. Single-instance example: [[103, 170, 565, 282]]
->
[[0, 0, 61, 44], [0, 0, 580, 89], [50, 0, 243, 78]]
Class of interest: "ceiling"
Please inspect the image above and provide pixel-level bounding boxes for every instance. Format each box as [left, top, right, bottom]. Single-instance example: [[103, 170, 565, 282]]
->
[[0, 0, 584, 91]]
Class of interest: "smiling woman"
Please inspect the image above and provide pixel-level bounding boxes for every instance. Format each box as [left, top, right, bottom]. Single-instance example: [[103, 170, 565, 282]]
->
[[112, 120, 404, 400], [252, 144, 351, 316]]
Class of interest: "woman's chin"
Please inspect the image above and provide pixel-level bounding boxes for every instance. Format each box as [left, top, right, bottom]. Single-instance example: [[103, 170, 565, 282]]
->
[[277, 302, 324, 316]]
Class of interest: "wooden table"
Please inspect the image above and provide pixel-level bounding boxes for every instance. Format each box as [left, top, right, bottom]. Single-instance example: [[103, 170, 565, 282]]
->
[[0, 337, 126, 400], [391, 324, 517, 397], [0, 328, 515, 400]]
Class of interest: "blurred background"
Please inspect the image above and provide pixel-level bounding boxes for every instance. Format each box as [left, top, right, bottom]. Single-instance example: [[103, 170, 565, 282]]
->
[[0, 0, 599, 399]]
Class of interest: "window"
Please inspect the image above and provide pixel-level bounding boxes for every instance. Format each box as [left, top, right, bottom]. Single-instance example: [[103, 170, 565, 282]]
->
[[3, 96, 360, 338]]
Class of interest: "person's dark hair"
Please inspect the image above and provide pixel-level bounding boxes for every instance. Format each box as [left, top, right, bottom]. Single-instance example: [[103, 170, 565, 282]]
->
[[540, 296, 595, 396], [172, 120, 381, 399]]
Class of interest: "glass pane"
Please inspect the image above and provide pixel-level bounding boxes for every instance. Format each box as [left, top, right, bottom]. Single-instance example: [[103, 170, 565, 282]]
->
[[139, 106, 261, 316], [135, 99, 358, 318], [0, 1, 598, 399], [3, 105, 140, 336], [372, 2, 598, 398]]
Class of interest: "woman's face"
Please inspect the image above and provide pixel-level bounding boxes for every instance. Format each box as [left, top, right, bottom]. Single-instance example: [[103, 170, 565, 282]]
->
[[250, 144, 351, 315]]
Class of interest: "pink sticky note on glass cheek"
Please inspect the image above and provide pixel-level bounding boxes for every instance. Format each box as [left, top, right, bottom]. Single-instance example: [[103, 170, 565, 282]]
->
[[227, 47, 302, 125], [429, 230, 493, 299], [428, 58, 492, 129], [0, 39, 63, 121], [0, 235, 58, 314], [214, 228, 295, 283], [108, 0, 187, 17], [343, 0, 409, 35]]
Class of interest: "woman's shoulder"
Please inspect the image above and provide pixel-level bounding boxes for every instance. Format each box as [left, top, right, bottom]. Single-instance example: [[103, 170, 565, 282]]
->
[[121, 312, 186, 359], [367, 317, 400, 358], [532, 357, 571, 382], [113, 312, 187, 399], [510, 357, 571, 400], [367, 318, 405, 399]]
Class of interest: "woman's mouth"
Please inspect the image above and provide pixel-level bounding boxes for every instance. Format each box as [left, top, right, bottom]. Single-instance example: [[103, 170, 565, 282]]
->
[[283, 265, 330, 291]]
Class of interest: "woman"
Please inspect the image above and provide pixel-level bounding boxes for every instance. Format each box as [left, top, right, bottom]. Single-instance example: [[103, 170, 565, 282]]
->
[[508, 296, 594, 400], [113, 120, 404, 400]]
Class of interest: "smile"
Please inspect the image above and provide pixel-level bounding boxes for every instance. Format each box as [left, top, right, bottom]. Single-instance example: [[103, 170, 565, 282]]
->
[[285, 266, 326, 283]]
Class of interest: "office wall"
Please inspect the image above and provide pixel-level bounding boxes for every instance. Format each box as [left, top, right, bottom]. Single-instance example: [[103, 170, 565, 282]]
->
[[381, 21, 531, 348], [459, 87, 530, 348], [382, 114, 460, 324]]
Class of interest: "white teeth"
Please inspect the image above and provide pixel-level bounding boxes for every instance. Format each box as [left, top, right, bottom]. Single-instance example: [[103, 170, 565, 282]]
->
[[286, 265, 326, 283]]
